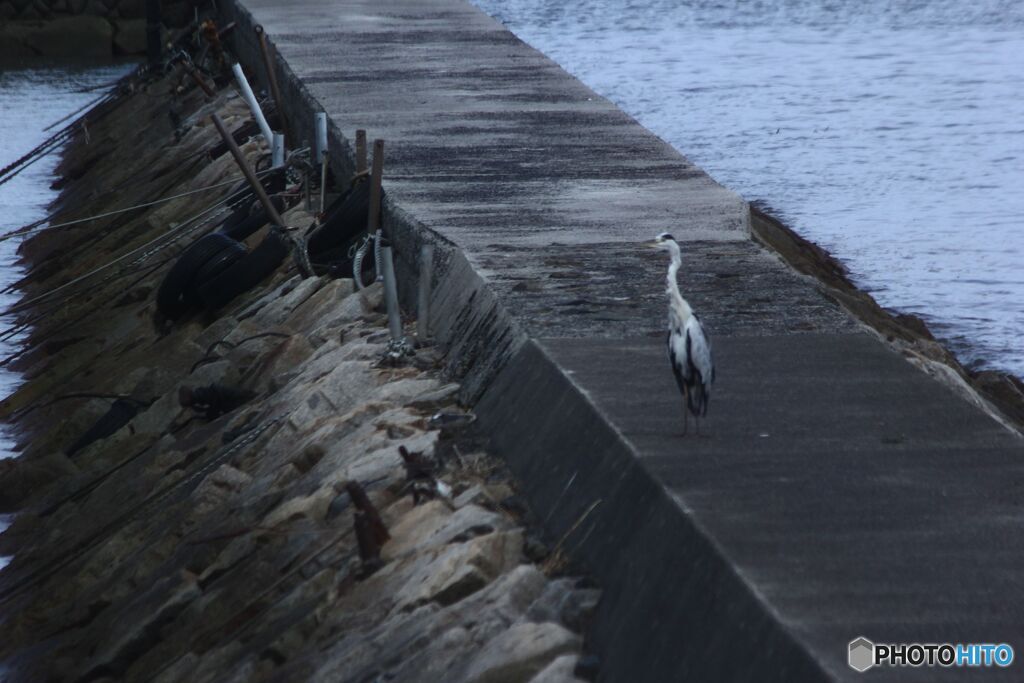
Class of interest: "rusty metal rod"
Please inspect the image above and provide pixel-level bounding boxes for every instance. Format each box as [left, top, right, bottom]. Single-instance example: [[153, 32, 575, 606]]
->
[[184, 62, 215, 98], [255, 24, 291, 146], [210, 113, 284, 226], [346, 481, 390, 544]]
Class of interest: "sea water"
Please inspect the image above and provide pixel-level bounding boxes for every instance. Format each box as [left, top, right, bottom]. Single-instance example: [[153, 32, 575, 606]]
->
[[473, 0, 1024, 377]]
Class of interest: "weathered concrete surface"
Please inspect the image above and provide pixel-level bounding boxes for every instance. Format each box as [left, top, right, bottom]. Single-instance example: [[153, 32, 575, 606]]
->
[[482, 337, 1024, 682], [218, 0, 1024, 681]]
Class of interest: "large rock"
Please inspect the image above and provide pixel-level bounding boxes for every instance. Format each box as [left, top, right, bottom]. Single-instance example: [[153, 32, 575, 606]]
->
[[529, 655, 584, 683], [463, 622, 582, 683], [392, 530, 524, 612]]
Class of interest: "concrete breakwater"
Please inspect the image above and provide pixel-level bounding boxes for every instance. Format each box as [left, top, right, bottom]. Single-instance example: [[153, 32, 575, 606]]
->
[[1, 1, 1024, 682], [0, 53, 596, 682], [221, 0, 1024, 681]]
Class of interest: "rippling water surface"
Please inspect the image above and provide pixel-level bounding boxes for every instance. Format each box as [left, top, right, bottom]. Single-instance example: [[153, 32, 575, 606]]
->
[[473, 0, 1024, 376], [0, 62, 133, 460], [0, 61, 135, 570]]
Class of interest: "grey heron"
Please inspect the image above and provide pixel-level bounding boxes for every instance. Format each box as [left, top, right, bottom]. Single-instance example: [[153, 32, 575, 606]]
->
[[648, 233, 715, 435]]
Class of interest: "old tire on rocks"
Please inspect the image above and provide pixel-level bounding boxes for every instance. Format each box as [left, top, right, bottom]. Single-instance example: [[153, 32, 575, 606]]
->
[[306, 180, 378, 257], [196, 229, 290, 311], [219, 195, 285, 241], [156, 232, 248, 319], [66, 398, 143, 457]]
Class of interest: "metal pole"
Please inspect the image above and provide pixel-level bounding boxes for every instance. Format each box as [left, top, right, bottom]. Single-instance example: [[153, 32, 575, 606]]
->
[[367, 139, 384, 237], [381, 245, 403, 342], [271, 133, 285, 169], [210, 113, 284, 226], [231, 63, 274, 147], [145, 0, 162, 68], [355, 129, 367, 173], [320, 153, 328, 214], [255, 25, 291, 146], [417, 244, 434, 345], [315, 113, 328, 164]]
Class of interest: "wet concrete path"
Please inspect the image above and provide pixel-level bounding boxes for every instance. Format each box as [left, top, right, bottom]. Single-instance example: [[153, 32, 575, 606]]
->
[[223, 0, 1024, 680]]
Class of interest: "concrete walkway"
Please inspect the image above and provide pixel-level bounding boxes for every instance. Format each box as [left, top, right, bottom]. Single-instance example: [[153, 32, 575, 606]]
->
[[223, 0, 1023, 680]]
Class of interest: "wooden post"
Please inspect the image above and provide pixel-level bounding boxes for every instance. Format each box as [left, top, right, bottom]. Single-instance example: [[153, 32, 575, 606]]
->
[[255, 25, 291, 146], [184, 62, 215, 98], [210, 113, 284, 226], [355, 129, 367, 174]]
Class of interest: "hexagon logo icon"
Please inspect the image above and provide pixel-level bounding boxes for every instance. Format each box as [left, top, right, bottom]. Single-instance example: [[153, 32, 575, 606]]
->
[[849, 637, 875, 672]]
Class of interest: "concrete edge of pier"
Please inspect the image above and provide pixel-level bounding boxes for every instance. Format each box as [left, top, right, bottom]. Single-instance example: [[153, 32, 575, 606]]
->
[[476, 338, 835, 681]]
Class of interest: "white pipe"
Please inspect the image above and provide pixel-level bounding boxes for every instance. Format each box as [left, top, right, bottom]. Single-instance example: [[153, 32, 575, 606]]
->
[[315, 112, 328, 164], [271, 133, 285, 168], [381, 245, 403, 342], [231, 62, 273, 146]]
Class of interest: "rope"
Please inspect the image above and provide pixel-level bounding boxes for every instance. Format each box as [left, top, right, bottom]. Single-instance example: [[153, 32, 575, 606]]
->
[[0, 66, 136, 188], [1, 194, 234, 317], [189, 332, 292, 373], [41, 91, 111, 132], [0, 173, 269, 243], [0, 130, 72, 189], [0, 413, 286, 606]]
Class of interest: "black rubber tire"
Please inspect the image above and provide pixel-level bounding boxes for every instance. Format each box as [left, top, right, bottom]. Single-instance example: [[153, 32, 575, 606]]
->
[[156, 232, 244, 319], [197, 230, 290, 311], [188, 239, 248, 303], [66, 398, 141, 457], [306, 181, 381, 257], [219, 170, 287, 230], [219, 195, 285, 241]]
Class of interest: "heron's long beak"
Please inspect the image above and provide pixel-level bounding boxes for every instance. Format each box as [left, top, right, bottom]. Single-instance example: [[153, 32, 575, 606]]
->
[[643, 240, 660, 249]]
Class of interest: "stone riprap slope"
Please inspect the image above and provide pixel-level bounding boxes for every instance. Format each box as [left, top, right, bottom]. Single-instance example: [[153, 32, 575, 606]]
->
[[0, 68, 594, 682]]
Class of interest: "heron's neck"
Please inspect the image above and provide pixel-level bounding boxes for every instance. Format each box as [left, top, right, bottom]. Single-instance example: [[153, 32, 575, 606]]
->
[[666, 255, 692, 322]]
